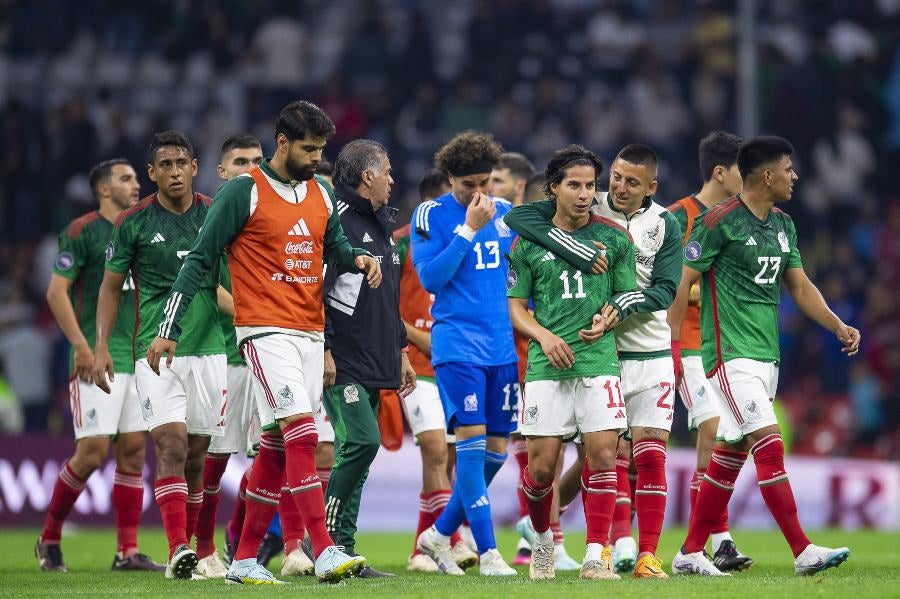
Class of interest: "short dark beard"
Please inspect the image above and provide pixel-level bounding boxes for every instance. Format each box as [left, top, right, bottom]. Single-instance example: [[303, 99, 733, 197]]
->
[[285, 155, 316, 181]]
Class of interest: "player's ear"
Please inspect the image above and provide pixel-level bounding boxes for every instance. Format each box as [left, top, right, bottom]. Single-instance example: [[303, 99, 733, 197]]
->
[[217, 164, 226, 180], [190, 159, 198, 176], [147, 163, 156, 183], [648, 178, 658, 196]]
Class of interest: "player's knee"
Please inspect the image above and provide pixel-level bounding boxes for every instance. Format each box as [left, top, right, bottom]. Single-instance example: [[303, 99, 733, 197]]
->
[[528, 459, 555, 485], [155, 436, 188, 466], [586, 445, 617, 471]]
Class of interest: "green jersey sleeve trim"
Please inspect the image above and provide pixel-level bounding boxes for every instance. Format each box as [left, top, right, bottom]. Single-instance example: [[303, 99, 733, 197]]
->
[[503, 200, 599, 273]]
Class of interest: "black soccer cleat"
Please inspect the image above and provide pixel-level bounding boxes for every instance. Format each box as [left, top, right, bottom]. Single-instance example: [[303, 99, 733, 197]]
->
[[257, 532, 284, 568], [713, 540, 753, 572], [111, 552, 166, 572], [35, 538, 67, 572]]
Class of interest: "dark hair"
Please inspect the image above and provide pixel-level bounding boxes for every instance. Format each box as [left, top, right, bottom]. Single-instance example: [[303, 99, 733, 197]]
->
[[698, 131, 742, 182], [543, 145, 604, 198], [418, 168, 450, 201], [496, 152, 535, 182], [333, 140, 388, 188], [220, 133, 261, 161], [434, 130, 502, 177], [616, 143, 658, 171], [737, 135, 795, 179], [316, 159, 334, 177], [88, 158, 130, 197], [148, 130, 194, 164], [274, 100, 336, 142]]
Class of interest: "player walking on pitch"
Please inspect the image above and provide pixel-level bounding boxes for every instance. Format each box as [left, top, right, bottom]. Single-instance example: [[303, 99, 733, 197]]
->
[[670, 136, 858, 577]]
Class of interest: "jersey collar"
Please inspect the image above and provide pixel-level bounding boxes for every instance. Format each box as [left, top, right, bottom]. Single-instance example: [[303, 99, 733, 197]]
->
[[604, 191, 652, 217]]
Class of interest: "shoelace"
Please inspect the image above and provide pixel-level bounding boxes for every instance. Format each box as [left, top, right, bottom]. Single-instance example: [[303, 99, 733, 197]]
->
[[532, 545, 553, 571]]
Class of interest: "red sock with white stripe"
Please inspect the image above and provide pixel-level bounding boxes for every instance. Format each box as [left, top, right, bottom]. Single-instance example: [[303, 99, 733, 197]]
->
[[42, 461, 87, 543], [683, 447, 746, 553], [512, 438, 530, 518], [235, 435, 284, 561], [317, 467, 332, 488], [633, 439, 667, 555], [609, 457, 632, 543], [582, 465, 617, 546], [690, 467, 731, 536], [155, 476, 189, 559], [413, 489, 452, 555], [195, 453, 230, 558], [226, 467, 250, 541], [550, 521, 564, 545], [522, 467, 553, 534], [752, 434, 810, 557], [279, 479, 306, 554], [283, 418, 334, 558], [112, 469, 143, 557], [185, 487, 203, 545]]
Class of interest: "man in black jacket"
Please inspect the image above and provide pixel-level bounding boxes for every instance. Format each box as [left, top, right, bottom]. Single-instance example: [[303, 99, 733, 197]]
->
[[322, 139, 416, 576]]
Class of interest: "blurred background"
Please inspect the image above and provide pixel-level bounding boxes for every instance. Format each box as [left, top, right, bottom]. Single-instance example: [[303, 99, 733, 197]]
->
[[0, 0, 897, 464]]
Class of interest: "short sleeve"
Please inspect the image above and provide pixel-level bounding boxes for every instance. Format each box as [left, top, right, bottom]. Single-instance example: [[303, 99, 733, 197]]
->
[[785, 218, 802, 269], [53, 227, 86, 280], [105, 217, 136, 274], [683, 219, 723, 273], [505, 238, 533, 300]]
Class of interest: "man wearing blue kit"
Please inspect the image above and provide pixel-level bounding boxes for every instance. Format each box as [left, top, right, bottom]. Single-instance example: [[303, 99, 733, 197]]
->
[[413, 131, 519, 576]]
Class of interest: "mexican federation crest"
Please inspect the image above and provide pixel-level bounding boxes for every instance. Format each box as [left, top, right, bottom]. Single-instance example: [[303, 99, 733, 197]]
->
[[277, 385, 295, 408], [777, 230, 790, 253], [642, 223, 663, 251]]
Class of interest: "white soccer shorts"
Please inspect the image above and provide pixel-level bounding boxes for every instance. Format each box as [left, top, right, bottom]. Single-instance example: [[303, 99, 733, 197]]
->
[[241, 334, 323, 432], [521, 376, 627, 438], [678, 355, 721, 430], [711, 358, 780, 443], [209, 364, 256, 454], [400, 378, 449, 438], [315, 398, 335, 444], [134, 355, 227, 436], [70, 373, 145, 440], [620, 357, 675, 432]]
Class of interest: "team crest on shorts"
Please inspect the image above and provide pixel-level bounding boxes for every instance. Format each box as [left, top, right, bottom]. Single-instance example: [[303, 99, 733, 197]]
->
[[344, 385, 360, 404], [277, 385, 295, 408], [463, 393, 478, 412], [141, 397, 153, 421], [743, 400, 761, 423], [523, 405, 538, 425], [84, 408, 97, 428], [777, 230, 790, 253]]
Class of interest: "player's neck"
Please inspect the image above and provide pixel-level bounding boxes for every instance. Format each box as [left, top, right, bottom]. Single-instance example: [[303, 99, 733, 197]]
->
[[156, 189, 194, 214], [97, 202, 123, 224], [551, 210, 589, 232], [694, 183, 729, 209], [740, 189, 775, 220], [267, 155, 291, 181]]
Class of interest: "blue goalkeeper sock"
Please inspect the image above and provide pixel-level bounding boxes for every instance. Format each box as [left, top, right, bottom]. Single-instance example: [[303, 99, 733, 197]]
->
[[435, 435, 496, 553], [484, 450, 507, 486], [267, 511, 282, 537]]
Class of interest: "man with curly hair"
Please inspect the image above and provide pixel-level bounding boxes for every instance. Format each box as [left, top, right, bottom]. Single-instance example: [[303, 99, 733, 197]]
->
[[412, 131, 519, 576]]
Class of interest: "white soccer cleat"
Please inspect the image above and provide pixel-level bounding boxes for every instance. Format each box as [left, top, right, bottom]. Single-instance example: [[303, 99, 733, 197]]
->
[[407, 553, 440, 573], [459, 524, 478, 554], [479, 549, 517, 576], [416, 526, 464, 575], [611, 536, 637, 573], [671, 550, 731, 576], [281, 548, 315, 576], [529, 542, 555, 580], [164, 544, 199, 580], [554, 543, 581, 570], [225, 558, 286, 585], [451, 541, 479, 570], [580, 545, 620, 580], [313, 546, 367, 582], [196, 553, 228, 578], [794, 544, 850, 576]]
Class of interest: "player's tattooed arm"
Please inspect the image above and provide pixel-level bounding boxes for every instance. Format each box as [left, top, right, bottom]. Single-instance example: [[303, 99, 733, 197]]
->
[[783, 267, 860, 356]]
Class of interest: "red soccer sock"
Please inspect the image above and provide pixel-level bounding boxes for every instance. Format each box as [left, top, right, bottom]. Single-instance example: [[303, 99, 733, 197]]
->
[[582, 466, 617, 546], [236, 436, 285, 561], [283, 418, 333, 558], [550, 521, 563, 545], [155, 476, 188, 558], [227, 467, 251, 541], [413, 489, 452, 555], [752, 434, 811, 557], [633, 440, 668, 555], [609, 457, 632, 543], [42, 461, 87, 543], [112, 469, 143, 557], [279, 480, 306, 554], [512, 438, 529, 518], [195, 454, 230, 558], [317, 467, 332, 488], [689, 468, 703, 513], [683, 447, 746, 553], [522, 467, 553, 534], [185, 488, 203, 545]]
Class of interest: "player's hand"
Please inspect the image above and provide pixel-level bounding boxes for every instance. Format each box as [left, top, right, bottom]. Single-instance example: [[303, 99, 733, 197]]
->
[[398, 352, 417, 399], [146, 336, 177, 375], [599, 302, 621, 329], [91, 347, 115, 394], [324, 349, 337, 389], [591, 241, 609, 274], [836, 324, 861, 357], [539, 332, 575, 369], [73, 343, 95, 383], [464, 193, 496, 231], [579, 314, 607, 344], [356, 255, 382, 288], [672, 340, 684, 386]]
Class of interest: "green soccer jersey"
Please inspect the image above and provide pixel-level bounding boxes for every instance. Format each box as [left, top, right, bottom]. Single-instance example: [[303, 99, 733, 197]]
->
[[106, 193, 224, 359], [54, 211, 137, 374], [683, 196, 802, 374], [218, 257, 243, 365], [507, 218, 637, 381]]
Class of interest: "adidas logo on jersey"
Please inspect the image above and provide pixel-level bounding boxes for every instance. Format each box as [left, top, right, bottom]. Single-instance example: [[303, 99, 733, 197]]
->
[[746, 236, 757, 246], [151, 233, 165, 244], [541, 251, 556, 261], [469, 495, 489, 508], [362, 232, 373, 243], [288, 218, 311, 236]]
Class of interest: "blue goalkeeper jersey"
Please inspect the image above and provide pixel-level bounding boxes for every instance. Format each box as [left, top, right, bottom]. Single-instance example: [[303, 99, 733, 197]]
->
[[411, 193, 517, 367]]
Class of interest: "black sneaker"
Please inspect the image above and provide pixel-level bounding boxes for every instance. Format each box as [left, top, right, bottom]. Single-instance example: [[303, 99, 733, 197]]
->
[[222, 527, 238, 567], [357, 565, 396, 578], [165, 544, 199, 579], [111, 552, 166, 572], [35, 538, 67, 572], [257, 532, 284, 568], [300, 536, 315, 563], [713, 540, 753, 571]]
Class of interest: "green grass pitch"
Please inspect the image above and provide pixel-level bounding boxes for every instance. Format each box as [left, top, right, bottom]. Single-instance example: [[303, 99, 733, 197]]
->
[[1, 528, 898, 598]]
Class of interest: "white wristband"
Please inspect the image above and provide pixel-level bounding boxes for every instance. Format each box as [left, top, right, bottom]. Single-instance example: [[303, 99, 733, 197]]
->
[[457, 224, 476, 241]]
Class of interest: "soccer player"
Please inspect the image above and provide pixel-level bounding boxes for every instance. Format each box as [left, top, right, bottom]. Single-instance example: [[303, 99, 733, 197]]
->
[[670, 136, 858, 577], [490, 152, 535, 207], [398, 169, 479, 573], [508, 145, 636, 580], [36, 159, 164, 573], [149, 100, 379, 585], [667, 131, 752, 571], [413, 131, 519, 576], [94, 132, 228, 580], [505, 144, 683, 578]]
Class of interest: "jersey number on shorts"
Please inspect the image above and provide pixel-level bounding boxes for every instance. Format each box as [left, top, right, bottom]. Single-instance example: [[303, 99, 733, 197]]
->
[[502, 383, 519, 421], [656, 382, 673, 410], [559, 270, 587, 299], [754, 256, 781, 285], [604, 379, 625, 408], [473, 241, 501, 270]]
